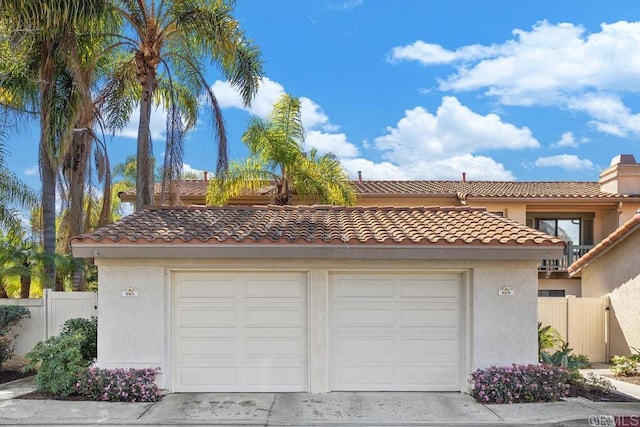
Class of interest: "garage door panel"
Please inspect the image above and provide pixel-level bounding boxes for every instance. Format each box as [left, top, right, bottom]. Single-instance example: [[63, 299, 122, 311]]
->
[[334, 337, 395, 358], [177, 307, 236, 328], [245, 367, 306, 388], [246, 278, 305, 298], [400, 306, 459, 326], [334, 278, 395, 298], [178, 337, 236, 358], [245, 337, 305, 358], [334, 307, 395, 327], [330, 273, 463, 391], [178, 278, 236, 298], [399, 278, 462, 299], [173, 271, 308, 392], [178, 367, 237, 387], [335, 366, 394, 385], [399, 337, 459, 359], [245, 307, 305, 327], [397, 366, 460, 388]]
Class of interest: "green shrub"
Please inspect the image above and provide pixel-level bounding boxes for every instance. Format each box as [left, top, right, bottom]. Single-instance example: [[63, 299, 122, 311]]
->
[[75, 367, 161, 402], [540, 343, 590, 371], [60, 317, 97, 363], [538, 322, 564, 361], [24, 333, 88, 396], [470, 364, 570, 404], [0, 305, 30, 369], [0, 305, 31, 331], [610, 355, 639, 377]]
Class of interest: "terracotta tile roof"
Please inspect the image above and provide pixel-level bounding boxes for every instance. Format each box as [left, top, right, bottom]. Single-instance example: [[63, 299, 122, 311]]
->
[[120, 180, 274, 198], [353, 180, 634, 198], [71, 205, 564, 247], [568, 213, 640, 275], [119, 180, 637, 200]]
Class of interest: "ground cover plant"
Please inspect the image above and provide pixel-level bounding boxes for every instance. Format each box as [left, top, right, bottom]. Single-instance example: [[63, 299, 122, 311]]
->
[[470, 364, 571, 404], [75, 367, 161, 402]]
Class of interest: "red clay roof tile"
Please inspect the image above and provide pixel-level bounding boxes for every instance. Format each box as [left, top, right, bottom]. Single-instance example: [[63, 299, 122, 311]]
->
[[71, 205, 564, 247], [120, 180, 637, 200]]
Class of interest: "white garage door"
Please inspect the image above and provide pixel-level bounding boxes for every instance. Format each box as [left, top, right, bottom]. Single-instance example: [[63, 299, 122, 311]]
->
[[330, 273, 463, 391], [172, 271, 308, 392]]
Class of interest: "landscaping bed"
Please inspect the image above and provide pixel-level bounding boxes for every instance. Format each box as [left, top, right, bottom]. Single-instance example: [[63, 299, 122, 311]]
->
[[0, 369, 35, 385]]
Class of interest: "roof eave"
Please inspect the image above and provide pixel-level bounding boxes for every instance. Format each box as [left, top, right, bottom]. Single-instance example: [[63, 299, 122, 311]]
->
[[71, 242, 564, 261]]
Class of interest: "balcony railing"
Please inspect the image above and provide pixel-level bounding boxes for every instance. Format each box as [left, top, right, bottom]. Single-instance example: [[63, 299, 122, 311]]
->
[[539, 242, 594, 272]]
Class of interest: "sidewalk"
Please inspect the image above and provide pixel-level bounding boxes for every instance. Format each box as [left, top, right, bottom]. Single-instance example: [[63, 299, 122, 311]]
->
[[1, 376, 639, 426]]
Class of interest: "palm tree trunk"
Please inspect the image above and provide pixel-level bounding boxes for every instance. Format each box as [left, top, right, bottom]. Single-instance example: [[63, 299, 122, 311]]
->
[[136, 77, 156, 211], [0, 277, 8, 298], [39, 42, 57, 289], [67, 129, 88, 291], [19, 274, 31, 298]]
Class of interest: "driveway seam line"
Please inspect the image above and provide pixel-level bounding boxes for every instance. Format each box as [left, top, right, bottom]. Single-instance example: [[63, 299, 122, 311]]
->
[[136, 402, 156, 420], [482, 404, 505, 422], [265, 394, 278, 426]]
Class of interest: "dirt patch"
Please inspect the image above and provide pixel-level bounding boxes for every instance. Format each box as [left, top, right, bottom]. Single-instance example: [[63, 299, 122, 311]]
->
[[568, 383, 639, 402], [0, 369, 35, 385], [18, 391, 88, 401]]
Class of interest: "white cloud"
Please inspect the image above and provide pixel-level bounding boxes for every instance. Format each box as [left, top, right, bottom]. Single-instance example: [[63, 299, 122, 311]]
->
[[553, 131, 578, 148], [23, 166, 38, 176], [305, 131, 359, 158], [392, 20, 640, 137], [117, 105, 167, 140], [340, 158, 409, 180], [181, 163, 212, 179], [567, 93, 640, 137], [390, 40, 501, 65], [374, 96, 539, 165], [212, 77, 285, 118], [341, 154, 514, 180], [534, 154, 596, 171]]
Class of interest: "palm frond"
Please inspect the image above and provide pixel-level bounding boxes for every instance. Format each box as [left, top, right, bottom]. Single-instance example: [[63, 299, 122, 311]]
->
[[206, 157, 275, 206]]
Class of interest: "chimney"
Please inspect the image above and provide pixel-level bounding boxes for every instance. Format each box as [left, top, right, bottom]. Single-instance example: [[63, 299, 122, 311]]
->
[[203, 171, 208, 181], [357, 171, 362, 183], [462, 172, 466, 183], [599, 154, 640, 195]]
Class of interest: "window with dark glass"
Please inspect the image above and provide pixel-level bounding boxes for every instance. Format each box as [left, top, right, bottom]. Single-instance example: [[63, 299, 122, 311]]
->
[[538, 290, 566, 297]]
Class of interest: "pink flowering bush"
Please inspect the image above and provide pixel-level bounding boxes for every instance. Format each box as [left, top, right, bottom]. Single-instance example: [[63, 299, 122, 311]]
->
[[470, 364, 570, 404], [75, 367, 162, 402]]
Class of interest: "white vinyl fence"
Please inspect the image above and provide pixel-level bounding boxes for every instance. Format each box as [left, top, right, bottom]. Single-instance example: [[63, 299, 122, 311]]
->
[[538, 296, 608, 363], [0, 290, 97, 357]]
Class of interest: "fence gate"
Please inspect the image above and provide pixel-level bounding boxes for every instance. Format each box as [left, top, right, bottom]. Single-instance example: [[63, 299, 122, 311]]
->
[[538, 296, 608, 363], [43, 289, 98, 338]]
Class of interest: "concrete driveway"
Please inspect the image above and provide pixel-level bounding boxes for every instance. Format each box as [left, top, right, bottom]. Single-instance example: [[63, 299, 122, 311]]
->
[[1, 377, 640, 425]]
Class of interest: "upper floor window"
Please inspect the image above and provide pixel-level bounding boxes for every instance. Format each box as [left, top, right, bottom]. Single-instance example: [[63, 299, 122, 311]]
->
[[527, 213, 594, 245]]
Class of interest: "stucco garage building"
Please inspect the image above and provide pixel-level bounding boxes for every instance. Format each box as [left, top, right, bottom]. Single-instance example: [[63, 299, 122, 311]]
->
[[71, 205, 564, 393]]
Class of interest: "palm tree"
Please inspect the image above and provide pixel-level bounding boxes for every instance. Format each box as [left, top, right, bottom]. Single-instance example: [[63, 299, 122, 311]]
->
[[102, 0, 263, 211], [2, 0, 108, 287], [207, 94, 356, 206]]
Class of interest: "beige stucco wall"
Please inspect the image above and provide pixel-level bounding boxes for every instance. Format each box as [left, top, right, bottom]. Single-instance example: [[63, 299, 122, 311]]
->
[[581, 230, 640, 356], [95, 257, 540, 392], [538, 278, 582, 297]]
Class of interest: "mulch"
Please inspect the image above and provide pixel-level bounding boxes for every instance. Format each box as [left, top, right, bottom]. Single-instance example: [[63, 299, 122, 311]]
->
[[569, 383, 639, 402], [0, 369, 35, 384]]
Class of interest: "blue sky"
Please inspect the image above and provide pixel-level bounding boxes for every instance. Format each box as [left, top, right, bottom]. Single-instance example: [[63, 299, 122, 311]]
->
[[7, 0, 640, 192]]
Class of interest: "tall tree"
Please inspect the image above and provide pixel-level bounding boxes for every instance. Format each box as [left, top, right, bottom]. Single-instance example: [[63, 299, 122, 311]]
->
[[207, 94, 356, 206], [102, 0, 263, 211], [2, 0, 107, 287]]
